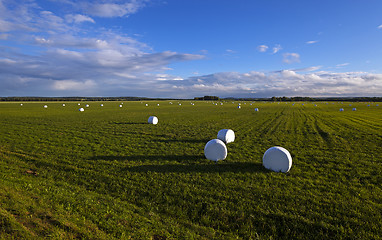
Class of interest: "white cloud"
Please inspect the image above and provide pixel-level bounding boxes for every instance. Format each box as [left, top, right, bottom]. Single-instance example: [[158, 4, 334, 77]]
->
[[291, 66, 322, 72], [164, 71, 382, 98], [283, 53, 300, 64], [83, 2, 145, 17], [336, 63, 350, 67], [272, 44, 282, 54], [378, 25, 382, 29], [257, 45, 268, 52], [52, 80, 96, 90], [225, 49, 237, 54], [306, 40, 319, 44], [65, 14, 95, 24]]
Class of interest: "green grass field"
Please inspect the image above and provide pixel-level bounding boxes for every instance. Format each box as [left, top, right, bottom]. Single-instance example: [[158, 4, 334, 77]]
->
[[0, 101, 381, 239]]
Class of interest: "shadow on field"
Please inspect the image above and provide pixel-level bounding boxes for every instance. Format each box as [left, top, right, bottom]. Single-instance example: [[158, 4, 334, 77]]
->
[[156, 138, 208, 143], [123, 162, 267, 173], [90, 154, 202, 163], [111, 121, 146, 125]]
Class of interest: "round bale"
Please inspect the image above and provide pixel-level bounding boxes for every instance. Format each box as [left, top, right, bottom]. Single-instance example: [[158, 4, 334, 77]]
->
[[263, 146, 292, 173], [204, 139, 227, 162], [79, 108, 84, 112], [148, 116, 158, 125], [217, 129, 235, 144]]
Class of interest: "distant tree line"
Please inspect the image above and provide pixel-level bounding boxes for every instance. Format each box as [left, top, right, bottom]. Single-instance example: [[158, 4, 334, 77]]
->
[[1, 96, 381, 102], [194, 96, 220, 100]]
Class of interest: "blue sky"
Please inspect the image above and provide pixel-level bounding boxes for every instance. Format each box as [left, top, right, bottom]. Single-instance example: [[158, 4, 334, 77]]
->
[[0, 0, 381, 98]]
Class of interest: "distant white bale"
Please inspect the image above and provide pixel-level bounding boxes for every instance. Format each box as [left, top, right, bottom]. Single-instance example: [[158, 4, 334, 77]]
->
[[352, 108, 357, 111], [169, 102, 173, 104], [204, 139, 227, 162], [179, 103, 182, 105], [78, 103, 80, 105], [79, 108, 84, 112], [254, 108, 259, 111], [62, 104, 65, 107], [145, 104, 148, 106], [339, 108, 344, 112], [100, 104, 104, 107], [238, 103, 241, 105], [20, 103, 23, 106], [376, 104, 379, 107], [44, 105, 48, 108], [217, 129, 235, 144], [86, 104, 89, 107], [263, 146, 292, 173], [119, 105, 123, 107], [148, 116, 158, 125], [237, 106, 241, 109]]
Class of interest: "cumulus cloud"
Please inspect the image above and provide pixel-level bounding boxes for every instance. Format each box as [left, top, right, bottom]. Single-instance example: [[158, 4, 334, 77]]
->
[[164, 71, 382, 98], [378, 25, 382, 29], [0, 0, 204, 97], [283, 53, 300, 64], [306, 40, 318, 44], [257, 45, 268, 52]]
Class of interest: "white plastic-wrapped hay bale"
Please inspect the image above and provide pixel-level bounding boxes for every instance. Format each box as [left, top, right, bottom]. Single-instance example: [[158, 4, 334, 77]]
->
[[62, 104, 65, 107], [148, 116, 158, 125], [78, 103, 81, 105], [43, 105, 48, 108], [119, 105, 123, 107], [79, 108, 84, 112], [100, 104, 104, 107], [157, 104, 160, 106], [217, 129, 235, 144], [20, 103, 23, 106], [145, 104, 148, 107], [237, 106, 241, 109], [339, 108, 344, 112], [352, 108, 357, 111], [86, 104, 89, 107], [254, 108, 259, 112], [204, 139, 227, 162], [263, 146, 292, 173]]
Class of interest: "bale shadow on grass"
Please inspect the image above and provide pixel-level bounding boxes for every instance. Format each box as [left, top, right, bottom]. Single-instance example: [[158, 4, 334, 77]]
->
[[111, 121, 146, 125], [123, 162, 267, 174], [90, 154, 202, 163]]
